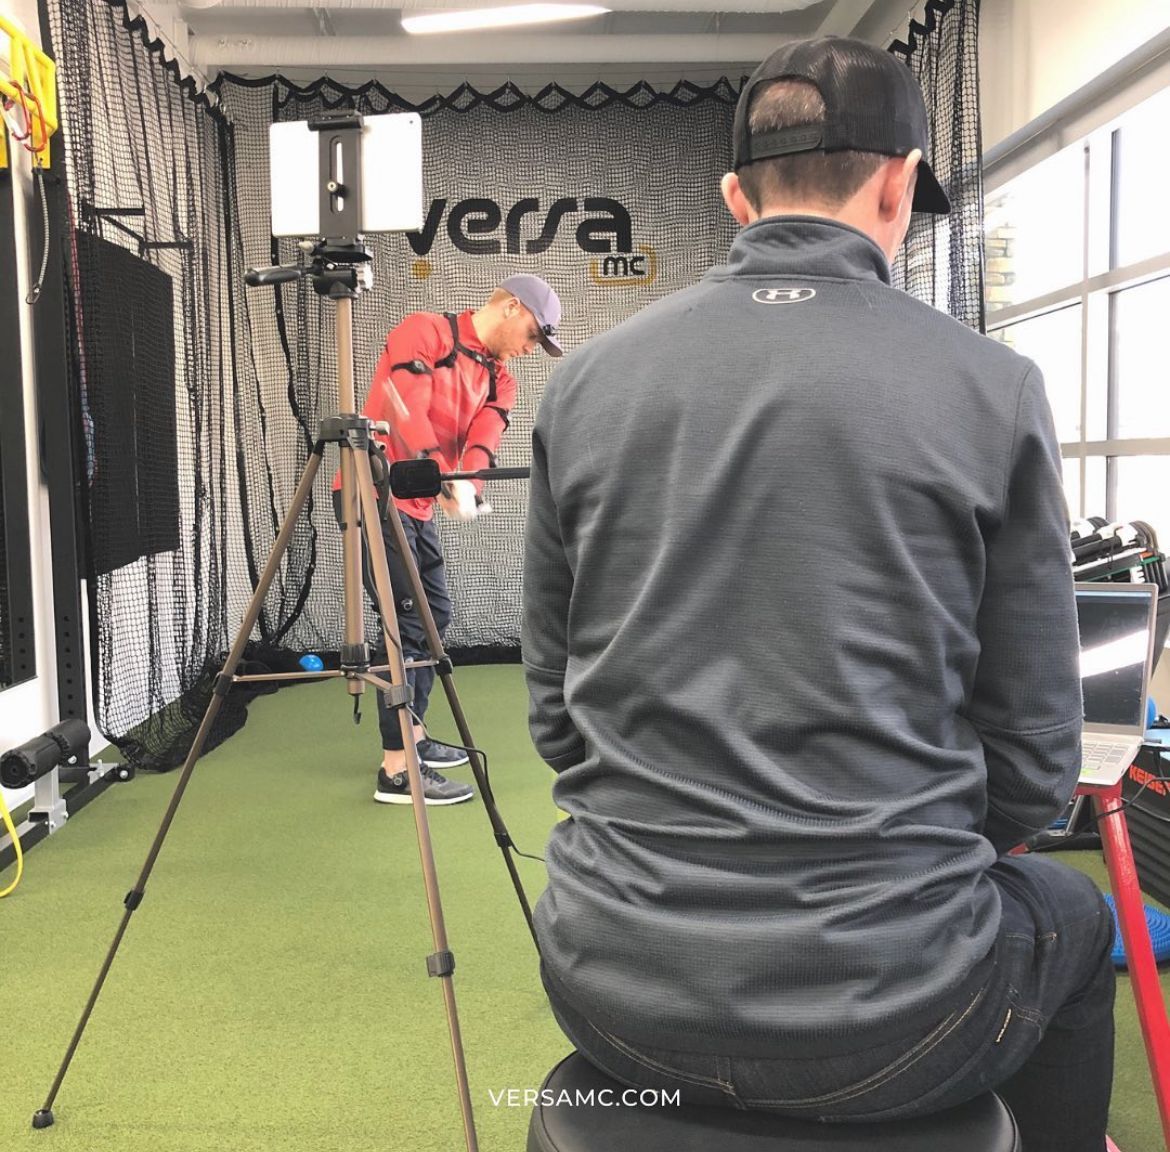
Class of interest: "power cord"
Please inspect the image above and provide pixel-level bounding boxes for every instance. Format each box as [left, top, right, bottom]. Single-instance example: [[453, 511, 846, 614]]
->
[[1084, 773, 1170, 829], [0, 790, 25, 898], [1029, 742, 1170, 847], [1081, 742, 1170, 829], [415, 713, 545, 865]]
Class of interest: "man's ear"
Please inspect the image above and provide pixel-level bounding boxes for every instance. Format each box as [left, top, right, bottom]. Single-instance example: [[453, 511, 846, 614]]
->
[[878, 149, 921, 221], [721, 171, 755, 226]]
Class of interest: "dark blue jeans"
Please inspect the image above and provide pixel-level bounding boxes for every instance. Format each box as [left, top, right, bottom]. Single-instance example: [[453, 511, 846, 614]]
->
[[332, 493, 452, 750], [544, 854, 1115, 1152]]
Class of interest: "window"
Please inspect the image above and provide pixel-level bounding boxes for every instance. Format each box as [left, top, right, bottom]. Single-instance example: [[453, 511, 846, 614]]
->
[[984, 147, 1085, 315], [1113, 88, 1170, 268], [1062, 457, 1107, 525], [1114, 457, 1170, 546], [1113, 277, 1170, 439], [990, 304, 1083, 441], [985, 88, 1170, 570]]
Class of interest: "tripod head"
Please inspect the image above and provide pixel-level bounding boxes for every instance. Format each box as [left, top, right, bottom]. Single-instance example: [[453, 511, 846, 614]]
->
[[244, 239, 373, 299], [244, 110, 395, 298]]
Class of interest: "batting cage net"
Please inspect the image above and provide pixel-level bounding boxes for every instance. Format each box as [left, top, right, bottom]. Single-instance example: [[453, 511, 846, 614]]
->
[[891, 0, 986, 331], [215, 75, 742, 665], [43, 0, 261, 769], [43, 0, 983, 771]]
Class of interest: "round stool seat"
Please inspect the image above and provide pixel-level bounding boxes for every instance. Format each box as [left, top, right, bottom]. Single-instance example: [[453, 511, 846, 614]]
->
[[527, 1052, 1020, 1152]]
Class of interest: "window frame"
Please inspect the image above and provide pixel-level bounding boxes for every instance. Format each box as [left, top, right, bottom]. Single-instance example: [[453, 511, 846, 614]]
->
[[985, 111, 1170, 527]]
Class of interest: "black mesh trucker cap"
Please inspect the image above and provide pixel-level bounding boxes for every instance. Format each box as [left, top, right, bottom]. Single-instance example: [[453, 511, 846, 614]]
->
[[732, 37, 950, 215]]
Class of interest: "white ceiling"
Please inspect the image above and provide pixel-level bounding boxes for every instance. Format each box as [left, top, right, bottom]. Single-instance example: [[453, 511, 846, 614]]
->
[[132, 0, 921, 90]]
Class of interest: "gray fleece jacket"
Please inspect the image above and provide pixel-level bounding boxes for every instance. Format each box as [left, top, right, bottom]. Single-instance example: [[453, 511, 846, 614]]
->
[[522, 216, 1082, 1056]]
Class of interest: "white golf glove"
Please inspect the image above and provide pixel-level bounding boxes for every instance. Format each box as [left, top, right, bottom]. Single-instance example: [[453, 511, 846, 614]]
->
[[439, 479, 478, 522]]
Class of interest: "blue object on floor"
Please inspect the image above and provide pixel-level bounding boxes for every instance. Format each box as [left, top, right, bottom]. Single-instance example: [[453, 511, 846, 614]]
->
[[1102, 894, 1170, 969], [298, 653, 325, 672], [1148, 695, 1159, 729]]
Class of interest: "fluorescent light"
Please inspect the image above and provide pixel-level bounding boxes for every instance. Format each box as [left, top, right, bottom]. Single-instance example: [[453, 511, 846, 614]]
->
[[402, 4, 609, 35]]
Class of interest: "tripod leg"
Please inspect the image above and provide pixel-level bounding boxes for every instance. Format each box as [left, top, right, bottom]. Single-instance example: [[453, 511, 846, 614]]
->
[[434, 669, 538, 943], [364, 453, 538, 945], [350, 449, 479, 1152], [32, 449, 326, 1130], [335, 337, 369, 710]]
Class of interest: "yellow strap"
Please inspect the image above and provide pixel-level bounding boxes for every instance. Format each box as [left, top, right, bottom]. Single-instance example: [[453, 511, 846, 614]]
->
[[0, 788, 24, 898]]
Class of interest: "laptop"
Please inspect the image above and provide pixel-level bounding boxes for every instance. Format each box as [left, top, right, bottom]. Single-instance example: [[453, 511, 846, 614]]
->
[[1075, 581, 1159, 786]]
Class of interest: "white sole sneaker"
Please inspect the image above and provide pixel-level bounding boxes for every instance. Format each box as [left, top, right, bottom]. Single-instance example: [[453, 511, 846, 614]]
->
[[373, 789, 473, 806]]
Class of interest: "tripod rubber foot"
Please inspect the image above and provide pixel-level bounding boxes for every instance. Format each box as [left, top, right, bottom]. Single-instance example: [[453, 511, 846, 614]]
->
[[32, 1109, 55, 1129]]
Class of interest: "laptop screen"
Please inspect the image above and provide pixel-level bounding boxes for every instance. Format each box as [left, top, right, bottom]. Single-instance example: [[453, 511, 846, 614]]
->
[[1076, 585, 1154, 728]]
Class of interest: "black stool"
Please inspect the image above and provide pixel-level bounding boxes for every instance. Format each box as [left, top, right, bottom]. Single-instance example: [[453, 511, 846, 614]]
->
[[528, 1053, 1020, 1152]]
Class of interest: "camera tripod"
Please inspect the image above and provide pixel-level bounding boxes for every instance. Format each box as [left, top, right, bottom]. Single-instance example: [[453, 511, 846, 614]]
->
[[31, 241, 537, 1152]]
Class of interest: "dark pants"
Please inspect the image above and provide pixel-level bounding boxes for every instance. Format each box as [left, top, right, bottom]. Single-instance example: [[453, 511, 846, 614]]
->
[[544, 853, 1115, 1152], [332, 492, 452, 750]]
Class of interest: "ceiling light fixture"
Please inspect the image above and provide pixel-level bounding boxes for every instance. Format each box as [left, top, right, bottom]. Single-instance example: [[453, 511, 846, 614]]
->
[[402, 4, 610, 36]]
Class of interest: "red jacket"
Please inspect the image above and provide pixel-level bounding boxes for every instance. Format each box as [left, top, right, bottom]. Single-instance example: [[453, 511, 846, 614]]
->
[[332, 309, 516, 520]]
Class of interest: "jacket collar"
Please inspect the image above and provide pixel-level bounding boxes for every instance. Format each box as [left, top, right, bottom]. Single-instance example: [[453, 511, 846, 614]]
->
[[455, 309, 494, 359], [713, 216, 892, 286]]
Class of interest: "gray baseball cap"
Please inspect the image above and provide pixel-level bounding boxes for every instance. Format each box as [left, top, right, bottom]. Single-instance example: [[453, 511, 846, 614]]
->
[[501, 274, 563, 357]]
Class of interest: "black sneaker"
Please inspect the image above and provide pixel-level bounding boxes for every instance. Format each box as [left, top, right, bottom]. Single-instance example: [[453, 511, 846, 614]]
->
[[374, 766, 473, 806], [417, 738, 470, 769]]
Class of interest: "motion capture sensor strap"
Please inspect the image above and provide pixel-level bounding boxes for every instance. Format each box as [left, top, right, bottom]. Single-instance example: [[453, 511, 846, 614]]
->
[[391, 358, 432, 377], [463, 444, 498, 468], [436, 312, 499, 402], [484, 404, 510, 430]]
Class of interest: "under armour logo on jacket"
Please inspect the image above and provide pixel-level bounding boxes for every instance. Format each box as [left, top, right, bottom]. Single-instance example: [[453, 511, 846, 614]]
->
[[752, 287, 817, 304]]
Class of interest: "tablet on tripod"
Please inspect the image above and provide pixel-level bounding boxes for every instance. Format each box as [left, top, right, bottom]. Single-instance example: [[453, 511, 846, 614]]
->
[[268, 111, 423, 238]]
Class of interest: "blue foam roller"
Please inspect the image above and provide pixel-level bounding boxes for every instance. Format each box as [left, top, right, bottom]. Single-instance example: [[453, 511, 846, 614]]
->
[[1102, 894, 1170, 969], [299, 654, 325, 672]]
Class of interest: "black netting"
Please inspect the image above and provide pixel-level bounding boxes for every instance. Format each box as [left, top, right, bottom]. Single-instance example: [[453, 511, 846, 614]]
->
[[43, 0, 981, 771], [215, 74, 739, 665], [890, 0, 986, 330], [44, 0, 269, 770]]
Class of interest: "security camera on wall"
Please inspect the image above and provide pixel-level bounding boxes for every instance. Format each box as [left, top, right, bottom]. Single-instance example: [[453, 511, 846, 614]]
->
[[268, 112, 424, 237]]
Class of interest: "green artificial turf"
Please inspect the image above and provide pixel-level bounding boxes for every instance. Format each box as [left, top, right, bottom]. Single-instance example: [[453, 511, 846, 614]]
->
[[2, 665, 1167, 1150]]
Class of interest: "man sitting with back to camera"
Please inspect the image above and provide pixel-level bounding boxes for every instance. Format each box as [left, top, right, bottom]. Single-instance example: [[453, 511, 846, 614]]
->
[[522, 36, 1114, 1152]]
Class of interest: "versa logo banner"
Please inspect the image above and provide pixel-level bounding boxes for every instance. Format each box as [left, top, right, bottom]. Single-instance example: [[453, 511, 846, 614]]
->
[[406, 196, 656, 288]]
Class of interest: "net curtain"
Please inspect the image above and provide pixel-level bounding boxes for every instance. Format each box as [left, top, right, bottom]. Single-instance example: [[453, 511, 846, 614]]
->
[[45, 0, 982, 770]]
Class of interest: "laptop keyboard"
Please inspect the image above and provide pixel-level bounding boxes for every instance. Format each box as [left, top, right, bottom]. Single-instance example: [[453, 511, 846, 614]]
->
[[1081, 739, 1135, 773]]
